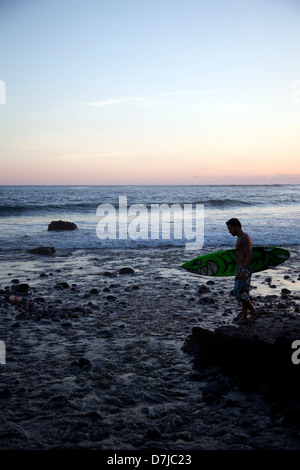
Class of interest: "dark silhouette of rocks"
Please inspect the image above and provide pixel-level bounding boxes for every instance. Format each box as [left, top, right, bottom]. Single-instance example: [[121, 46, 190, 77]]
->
[[28, 247, 56, 255], [48, 220, 77, 231], [183, 325, 300, 405]]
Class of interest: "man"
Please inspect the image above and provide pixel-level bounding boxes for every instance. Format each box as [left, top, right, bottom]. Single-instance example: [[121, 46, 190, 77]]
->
[[226, 218, 259, 324]]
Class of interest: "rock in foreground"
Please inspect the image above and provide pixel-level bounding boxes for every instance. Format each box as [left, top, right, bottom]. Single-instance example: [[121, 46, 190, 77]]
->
[[183, 325, 300, 403]]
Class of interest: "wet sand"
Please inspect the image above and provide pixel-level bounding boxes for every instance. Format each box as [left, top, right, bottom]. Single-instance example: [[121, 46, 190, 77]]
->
[[0, 246, 300, 450]]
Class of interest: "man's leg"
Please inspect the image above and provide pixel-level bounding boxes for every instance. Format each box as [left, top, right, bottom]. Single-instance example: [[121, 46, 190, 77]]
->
[[247, 300, 259, 322], [236, 302, 248, 323], [236, 300, 258, 323]]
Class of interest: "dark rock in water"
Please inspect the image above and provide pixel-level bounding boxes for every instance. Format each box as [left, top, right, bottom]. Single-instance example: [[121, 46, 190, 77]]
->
[[0, 388, 11, 399], [78, 357, 92, 367], [61, 321, 73, 328], [48, 220, 77, 231], [12, 283, 29, 293], [90, 288, 100, 294], [106, 294, 117, 301], [103, 271, 116, 277], [119, 267, 135, 275], [28, 246, 56, 255], [199, 296, 215, 304], [71, 357, 92, 368], [146, 428, 161, 440], [277, 302, 288, 309], [54, 282, 70, 289], [198, 285, 210, 294]]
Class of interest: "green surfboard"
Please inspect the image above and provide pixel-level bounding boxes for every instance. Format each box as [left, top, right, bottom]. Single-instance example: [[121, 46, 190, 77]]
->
[[181, 246, 290, 277]]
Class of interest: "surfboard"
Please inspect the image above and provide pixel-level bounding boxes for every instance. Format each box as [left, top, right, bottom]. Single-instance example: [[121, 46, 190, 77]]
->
[[181, 246, 290, 277]]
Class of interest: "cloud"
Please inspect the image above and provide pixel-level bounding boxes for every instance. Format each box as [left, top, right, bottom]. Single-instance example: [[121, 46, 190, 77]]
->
[[86, 96, 145, 107], [84, 90, 216, 108]]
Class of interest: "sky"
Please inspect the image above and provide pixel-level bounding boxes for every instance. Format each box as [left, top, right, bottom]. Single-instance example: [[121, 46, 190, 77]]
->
[[0, 0, 300, 185]]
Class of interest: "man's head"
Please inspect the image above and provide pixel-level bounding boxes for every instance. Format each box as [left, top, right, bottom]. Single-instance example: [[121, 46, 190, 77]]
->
[[226, 218, 241, 236]]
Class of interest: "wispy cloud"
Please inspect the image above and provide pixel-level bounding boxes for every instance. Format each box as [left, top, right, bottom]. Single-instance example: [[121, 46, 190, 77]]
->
[[84, 90, 216, 108], [83, 90, 269, 114]]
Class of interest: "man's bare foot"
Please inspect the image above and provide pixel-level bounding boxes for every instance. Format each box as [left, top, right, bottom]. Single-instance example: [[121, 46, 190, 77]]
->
[[248, 312, 259, 322], [235, 317, 248, 324]]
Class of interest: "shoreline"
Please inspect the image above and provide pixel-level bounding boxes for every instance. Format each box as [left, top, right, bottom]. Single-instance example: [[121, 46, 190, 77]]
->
[[0, 245, 300, 450]]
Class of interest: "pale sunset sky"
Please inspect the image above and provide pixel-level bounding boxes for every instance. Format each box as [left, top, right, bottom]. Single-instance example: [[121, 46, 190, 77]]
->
[[0, 0, 299, 185]]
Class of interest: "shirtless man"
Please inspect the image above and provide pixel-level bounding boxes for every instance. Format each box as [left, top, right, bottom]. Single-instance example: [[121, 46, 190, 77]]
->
[[226, 218, 259, 323]]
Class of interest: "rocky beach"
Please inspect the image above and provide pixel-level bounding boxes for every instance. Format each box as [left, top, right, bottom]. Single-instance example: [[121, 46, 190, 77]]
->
[[0, 244, 300, 450]]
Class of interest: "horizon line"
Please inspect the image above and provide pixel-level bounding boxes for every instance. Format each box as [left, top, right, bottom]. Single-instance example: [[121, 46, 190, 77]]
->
[[0, 183, 297, 187]]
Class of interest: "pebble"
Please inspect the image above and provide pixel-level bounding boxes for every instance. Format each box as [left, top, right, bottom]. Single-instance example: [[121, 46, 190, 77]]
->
[[71, 357, 92, 367], [282, 288, 291, 294], [119, 267, 135, 275], [0, 388, 12, 399], [13, 283, 30, 293], [89, 288, 99, 294], [54, 282, 70, 289], [107, 296, 117, 303], [103, 271, 116, 277], [198, 285, 210, 294]]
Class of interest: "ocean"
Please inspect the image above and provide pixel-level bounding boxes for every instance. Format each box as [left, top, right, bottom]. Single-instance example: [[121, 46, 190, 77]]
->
[[0, 184, 299, 252], [0, 185, 300, 250]]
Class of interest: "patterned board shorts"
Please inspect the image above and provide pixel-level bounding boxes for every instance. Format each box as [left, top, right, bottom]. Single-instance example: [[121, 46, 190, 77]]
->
[[233, 266, 253, 302]]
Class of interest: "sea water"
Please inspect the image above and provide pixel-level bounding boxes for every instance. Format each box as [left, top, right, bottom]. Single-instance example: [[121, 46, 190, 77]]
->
[[0, 184, 299, 251]]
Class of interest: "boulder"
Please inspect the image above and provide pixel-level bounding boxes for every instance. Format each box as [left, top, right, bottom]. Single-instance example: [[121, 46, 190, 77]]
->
[[12, 283, 30, 294], [28, 246, 56, 256], [48, 220, 77, 231], [183, 325, 300, 402]]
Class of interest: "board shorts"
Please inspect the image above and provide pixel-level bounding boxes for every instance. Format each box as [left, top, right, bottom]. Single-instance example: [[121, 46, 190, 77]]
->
[[233, 266, 253, 302]]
